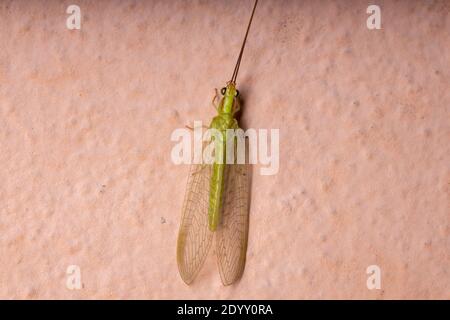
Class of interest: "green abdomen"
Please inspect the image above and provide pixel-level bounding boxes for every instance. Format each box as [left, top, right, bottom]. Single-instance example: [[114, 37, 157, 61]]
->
[[208, 114, 234, 232], [208, 161, 225, 231]]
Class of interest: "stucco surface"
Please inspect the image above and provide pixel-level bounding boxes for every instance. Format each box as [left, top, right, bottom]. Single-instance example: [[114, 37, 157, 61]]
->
[[0, 0, 449, 299]]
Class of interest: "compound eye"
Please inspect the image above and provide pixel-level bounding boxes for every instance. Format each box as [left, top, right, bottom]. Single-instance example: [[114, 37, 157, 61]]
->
[[235, 90, 240, 97], [220, 87, 226, 95]]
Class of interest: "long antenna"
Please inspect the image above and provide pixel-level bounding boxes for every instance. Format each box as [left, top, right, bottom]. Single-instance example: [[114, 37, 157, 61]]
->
[[230, 0, 258, 84]]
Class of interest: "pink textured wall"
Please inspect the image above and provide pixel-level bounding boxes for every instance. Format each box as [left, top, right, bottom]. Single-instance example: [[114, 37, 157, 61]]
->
[[0, 0, 449, 299]]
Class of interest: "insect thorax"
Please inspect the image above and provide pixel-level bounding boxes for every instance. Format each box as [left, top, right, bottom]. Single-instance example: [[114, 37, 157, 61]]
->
[[211, 114, 236, 130]]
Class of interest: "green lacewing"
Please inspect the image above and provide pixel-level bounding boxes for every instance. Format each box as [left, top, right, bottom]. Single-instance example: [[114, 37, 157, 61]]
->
[[176, 0, 258, 285]]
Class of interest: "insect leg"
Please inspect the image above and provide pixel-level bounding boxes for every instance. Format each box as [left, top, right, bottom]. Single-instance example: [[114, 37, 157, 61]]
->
[[185, 124, 209, 131], [233, 98, 241, 114], [212, 88, 220, 110]]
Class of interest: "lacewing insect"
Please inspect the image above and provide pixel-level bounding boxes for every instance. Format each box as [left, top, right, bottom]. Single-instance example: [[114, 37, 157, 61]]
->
[[176, 0, 259, 285]]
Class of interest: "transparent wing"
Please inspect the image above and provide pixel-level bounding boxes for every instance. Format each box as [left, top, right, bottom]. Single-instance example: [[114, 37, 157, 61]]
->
[[177, 162, 213, 285], [216, 163, 250, 285]]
